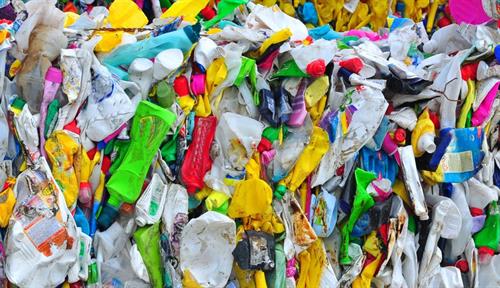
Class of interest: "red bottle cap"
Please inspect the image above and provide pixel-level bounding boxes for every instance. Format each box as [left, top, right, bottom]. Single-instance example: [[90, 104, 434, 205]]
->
[[455, 259, 469, 273], [470, 207, 484, 217], [437, 17, 452, 28], [339, 57, 364, 74], [257, 137, 272, 152], [173, 75, 190, 97], [336, 165, 345, 176], [69, 281, 85, 288], [461, 62, 479, 81], [394, 128, 406, 144], [478, 246, 495, 257], [306, 59, 326, 77], [200, 5, 216, 20]]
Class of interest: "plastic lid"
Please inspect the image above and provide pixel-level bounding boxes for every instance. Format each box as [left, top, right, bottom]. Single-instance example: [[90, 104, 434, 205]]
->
[[339, 58, 363, 74], [306, 59, 326, 77], [455, 259, 469, 273], [394, 128, 406, 143], [174, 75, 190, 96], [45, 67, 63, 83], [470, 207, 484, 216], [274, 184, 287, 199]]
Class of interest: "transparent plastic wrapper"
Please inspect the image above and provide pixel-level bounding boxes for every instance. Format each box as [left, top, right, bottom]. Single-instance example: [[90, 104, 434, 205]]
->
[[269, 116, 313, 183], [16, 24, 68, 113], [312, 85, 388, 187], [4, 158, 79, 288], [77, 61, 141, 142], [206, 112, 264, 194]]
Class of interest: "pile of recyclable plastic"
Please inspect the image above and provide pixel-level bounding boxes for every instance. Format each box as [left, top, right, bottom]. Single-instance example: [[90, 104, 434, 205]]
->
[[0, 0, 499, 287]]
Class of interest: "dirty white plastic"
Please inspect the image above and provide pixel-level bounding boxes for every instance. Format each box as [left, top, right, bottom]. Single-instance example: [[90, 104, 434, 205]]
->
[[434, 49, 470, 129], [153, 48, 184, 81], [477, 61, 500, 81], [135, 173, 168, 227], [180, 211, 236, 287], [128, 58, 154, 100], [423, 24, 471, 54], [130, 243, 150, 283], [467, 177, 498, 209], [68, 228, 92, 283], [399, 146, 429, 220], [58, 46, 94, 127], [77, 59, 140, 142], [428, 266, 464, 288], [5, 158, 79, 288], [93, 222, 129, 262], [447, 183, 473, 261], [194, 37, 218, 70], [13, 105, 40, 162], [419, 194, 462, 286], [0, 105, 8, 161], [290, 39, 336, 73], [245, 3, 308, 42], [387, 107, 418, 131], [478, 253, 500, 287], [312, 86, 388, 187], [161, 183, 188, 235], [465, 239, 479, 288], [206, 112, 264, 193], [402, 231, 418, 288]]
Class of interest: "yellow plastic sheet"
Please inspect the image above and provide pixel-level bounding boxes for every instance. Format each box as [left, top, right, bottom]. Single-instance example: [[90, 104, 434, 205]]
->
[[0, 177, 15, 227], [161, 0, 209, 23], [228, 178, 273, 218], [45, 131, 80, 208], [305, 76, 329, 108], [284, 126, 329, 191], [108, 0, 148, 28], [296, 240, 327, 288]]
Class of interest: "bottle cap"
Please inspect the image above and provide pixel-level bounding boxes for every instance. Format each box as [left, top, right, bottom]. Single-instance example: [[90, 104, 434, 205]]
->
[[174, 75, 190, 96], [306, 59, 326, 77], [455, 259, 469, 273]]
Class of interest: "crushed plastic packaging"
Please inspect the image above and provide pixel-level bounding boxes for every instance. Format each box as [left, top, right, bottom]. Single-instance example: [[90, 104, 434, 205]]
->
[[0, 0, 499, 287]]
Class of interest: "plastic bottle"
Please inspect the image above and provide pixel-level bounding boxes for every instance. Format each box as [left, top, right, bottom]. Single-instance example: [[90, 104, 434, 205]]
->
[[411, 108, 436, 157], [39, 67, 62, 158], [133, 222, 163, 288], [135, 173, 168, 226], [398, 146, 428, 220], [128, 58, 154, 100], [474, 201, 500, 262], [98, 101, 176, 230]]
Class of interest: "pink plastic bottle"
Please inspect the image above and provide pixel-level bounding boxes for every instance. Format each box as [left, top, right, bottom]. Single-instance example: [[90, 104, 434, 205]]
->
[[39, 67, 63, 158]]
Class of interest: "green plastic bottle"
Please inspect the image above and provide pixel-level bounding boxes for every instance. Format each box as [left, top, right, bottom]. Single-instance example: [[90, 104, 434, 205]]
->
[[134, 222, 164, 288], [340, 168, 376, 265], [474, 201, 500, 252], [97, 101, 176, 230]]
